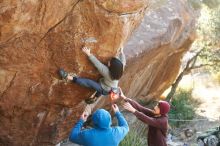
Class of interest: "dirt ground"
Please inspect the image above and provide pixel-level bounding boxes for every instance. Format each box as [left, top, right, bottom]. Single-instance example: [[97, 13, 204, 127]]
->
[[168, 73, 220, 146]]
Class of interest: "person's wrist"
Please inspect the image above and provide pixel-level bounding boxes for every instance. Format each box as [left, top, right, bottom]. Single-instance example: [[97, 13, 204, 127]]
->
[[124, 97, 129, 101], [115, 111, 120, 115], [121, 95, 126, 100], [132, 109, 136, 113]]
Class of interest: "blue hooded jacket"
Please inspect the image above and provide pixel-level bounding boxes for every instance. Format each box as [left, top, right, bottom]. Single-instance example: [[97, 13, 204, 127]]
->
[[69, 109, 129, 146]]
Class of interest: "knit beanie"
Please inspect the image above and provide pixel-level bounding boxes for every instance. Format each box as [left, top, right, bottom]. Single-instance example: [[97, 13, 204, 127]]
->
[[158, 100, 170, 115]]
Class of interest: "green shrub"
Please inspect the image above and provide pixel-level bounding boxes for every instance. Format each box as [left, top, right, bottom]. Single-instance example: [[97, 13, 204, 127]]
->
[[168, 89, 201, 127], [119, 130, 147, 146]]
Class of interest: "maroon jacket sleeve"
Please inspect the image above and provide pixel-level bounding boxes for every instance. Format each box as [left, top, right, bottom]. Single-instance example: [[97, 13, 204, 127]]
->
[[134, 111, 166, 129], [126, 98, 154, 117]]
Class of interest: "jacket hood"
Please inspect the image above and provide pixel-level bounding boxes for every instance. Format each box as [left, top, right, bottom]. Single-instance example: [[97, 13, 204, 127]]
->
[[92, 109, 111, 129]]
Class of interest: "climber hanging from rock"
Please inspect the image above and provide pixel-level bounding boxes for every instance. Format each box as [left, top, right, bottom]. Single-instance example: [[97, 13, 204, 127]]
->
[[58, 46, 126, 104]]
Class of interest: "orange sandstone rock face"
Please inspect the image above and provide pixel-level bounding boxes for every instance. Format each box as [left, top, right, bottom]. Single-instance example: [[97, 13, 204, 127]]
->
[[0, 0, 195, 145], [96, 0, 148, 13]]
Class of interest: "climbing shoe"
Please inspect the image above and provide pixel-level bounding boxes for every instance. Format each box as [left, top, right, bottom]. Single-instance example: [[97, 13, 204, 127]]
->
[[85, 96, 99, 104], [58, 68, 68, 79], [84, 91, 99, 104]]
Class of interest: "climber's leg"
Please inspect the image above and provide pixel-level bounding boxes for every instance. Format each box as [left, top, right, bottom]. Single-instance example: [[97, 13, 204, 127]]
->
[[73, 77, 103, 94]]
